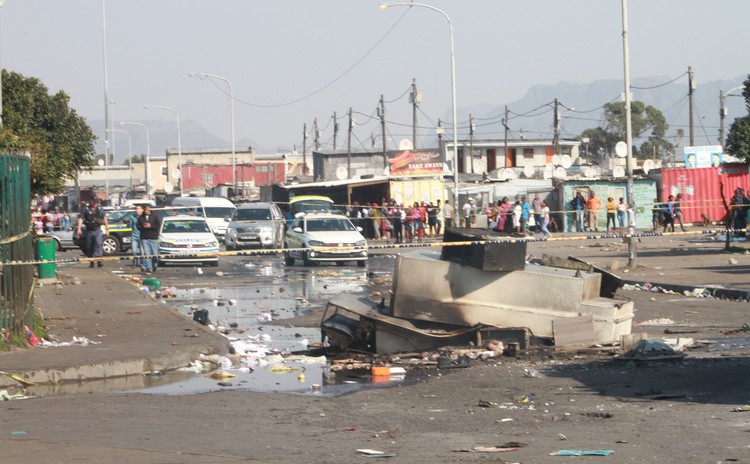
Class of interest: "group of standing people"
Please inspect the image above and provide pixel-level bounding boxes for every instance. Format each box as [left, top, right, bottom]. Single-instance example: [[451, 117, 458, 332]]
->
[[75, 198, 160, 273], [31, 206, 71, 235], [652, 194, 686, 233], [485, 194, 552, 238], [348, 199, 446, 244]]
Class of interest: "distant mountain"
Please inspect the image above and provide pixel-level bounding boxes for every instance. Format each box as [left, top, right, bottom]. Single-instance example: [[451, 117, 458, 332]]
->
[[465, 74, 748, 148], [88, 119, 261, 164]]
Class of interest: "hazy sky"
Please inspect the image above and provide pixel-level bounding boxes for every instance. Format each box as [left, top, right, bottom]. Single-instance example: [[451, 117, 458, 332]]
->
[[2, 0, 749, 156]]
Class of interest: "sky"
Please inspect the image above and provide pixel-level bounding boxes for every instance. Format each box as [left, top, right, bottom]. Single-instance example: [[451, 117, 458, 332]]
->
[[2, 0, 749, 161]]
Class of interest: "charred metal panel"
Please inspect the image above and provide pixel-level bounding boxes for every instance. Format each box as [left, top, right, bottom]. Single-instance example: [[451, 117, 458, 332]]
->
[[441, 228, 526, 271]]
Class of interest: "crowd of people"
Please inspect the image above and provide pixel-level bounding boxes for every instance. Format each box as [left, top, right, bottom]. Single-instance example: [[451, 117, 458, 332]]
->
[[345, 199, 451, 244]]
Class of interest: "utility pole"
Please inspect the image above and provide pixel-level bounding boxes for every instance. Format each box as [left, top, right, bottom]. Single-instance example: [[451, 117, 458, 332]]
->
[[437, 119, 443, 146], [313, 117, 320, 151], [347, 107, 353, 179], [622, 0, 636, 267], [410, 78, 419, 149], [719, 90, 727, 150], [469, 114, 475, 173], [333, 111, 338, 151], [553, 98, 560, 156], [503, 106, 509, 168], [302, 123, 307, 175], [688, 66, 695, 146], [380, 95, 387, 168]]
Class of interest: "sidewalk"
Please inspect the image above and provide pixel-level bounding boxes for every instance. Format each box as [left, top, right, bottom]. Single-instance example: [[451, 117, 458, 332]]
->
[[0, 264, 230, 390]]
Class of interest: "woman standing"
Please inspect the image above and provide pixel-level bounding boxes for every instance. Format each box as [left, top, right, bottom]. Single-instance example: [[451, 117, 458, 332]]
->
[[540, 201, 551, 238], [616, 198, 627, 232], [606, 197, 617, 231]]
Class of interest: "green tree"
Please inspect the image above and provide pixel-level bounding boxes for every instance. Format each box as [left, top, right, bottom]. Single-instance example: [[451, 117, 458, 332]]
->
[[123, 154, 145, 165], [726, 75, 750, 161], [0, 70, 96, 194], [580, 100, 673, 160]]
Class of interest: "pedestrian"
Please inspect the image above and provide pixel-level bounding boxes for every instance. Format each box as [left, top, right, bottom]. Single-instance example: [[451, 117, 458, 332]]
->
[[674, 193, 686, 232], [390, 203, 403, 244], [404, 205, 414, 242], [462, 198, 474, 228], [606, 197, 617, 231], [585, 191, 602, 232], [427, 201, 439, 236], [76, 197, 109, 268], [616, 197, 627, 232], [127, 204, 144, 268], [662, 195, 676, 232], [539, 200, 551, 238], [652, 198, 662, 231], [370, 203, 381, 240], [512, 201, 522, 234], [571, 191, 585, 232], [731, 188, 748, 232], [443, 199, 454, 229], [43, 208, 55, 233], [532, 193, 543, 233], [435, 199, 443, 236], [137, 204, 161, 274], [520, 197, 531, 235]]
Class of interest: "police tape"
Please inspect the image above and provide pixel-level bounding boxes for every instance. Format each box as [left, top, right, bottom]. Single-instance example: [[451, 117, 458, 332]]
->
[[0, 227, 747, 267]]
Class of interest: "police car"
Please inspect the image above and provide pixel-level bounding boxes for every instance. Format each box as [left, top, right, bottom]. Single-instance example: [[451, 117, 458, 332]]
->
[[158, 215, 220, 266]]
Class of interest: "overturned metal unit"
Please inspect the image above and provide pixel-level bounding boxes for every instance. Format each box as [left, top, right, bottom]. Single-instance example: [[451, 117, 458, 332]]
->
[[321, 229, 634, 354]]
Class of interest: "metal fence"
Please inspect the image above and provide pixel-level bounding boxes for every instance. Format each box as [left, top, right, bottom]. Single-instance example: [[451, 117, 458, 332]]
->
[[0, 152, 34, 339]]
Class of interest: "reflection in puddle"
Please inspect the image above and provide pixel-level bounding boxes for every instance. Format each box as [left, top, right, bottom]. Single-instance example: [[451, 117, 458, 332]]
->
[[132, 261, 402, 396]]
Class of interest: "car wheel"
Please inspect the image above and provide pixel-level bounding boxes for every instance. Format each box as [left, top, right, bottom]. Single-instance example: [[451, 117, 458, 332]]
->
[[102, 235, 120, 256], [357, 260, 366, 268], [283, 244, 295, 266], [302, 251, 313, 267]]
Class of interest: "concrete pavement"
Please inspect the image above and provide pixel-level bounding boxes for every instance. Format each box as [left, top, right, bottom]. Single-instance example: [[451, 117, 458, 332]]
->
[[0, 263, 230, 391]]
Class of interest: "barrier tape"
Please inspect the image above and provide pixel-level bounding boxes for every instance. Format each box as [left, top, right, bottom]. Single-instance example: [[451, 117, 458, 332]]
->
[[0, 227, 746, 268], [0, 229, 31, 246]]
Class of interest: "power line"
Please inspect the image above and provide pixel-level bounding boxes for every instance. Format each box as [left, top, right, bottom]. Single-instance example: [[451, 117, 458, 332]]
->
[[631, 71, 688, 90]]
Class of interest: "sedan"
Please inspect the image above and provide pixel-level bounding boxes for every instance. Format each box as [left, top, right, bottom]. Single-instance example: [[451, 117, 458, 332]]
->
[[158, 215, 220, 267], [283, 213, 367, 267]]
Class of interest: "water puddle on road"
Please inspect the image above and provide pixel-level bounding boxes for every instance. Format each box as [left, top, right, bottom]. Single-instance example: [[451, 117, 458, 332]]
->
[[129, 260, 409, 396]]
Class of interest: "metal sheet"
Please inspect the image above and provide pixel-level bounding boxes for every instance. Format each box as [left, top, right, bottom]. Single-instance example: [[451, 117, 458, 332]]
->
[[661, 165, 749, 224]]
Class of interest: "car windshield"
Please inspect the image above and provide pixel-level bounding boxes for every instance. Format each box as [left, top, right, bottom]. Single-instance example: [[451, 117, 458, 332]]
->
[[291, 200, 333, 215], [233, 208, 272, 221], [162, 220, 211, 234], [305, 218, 355, 232], [204, 207, 236, 219]]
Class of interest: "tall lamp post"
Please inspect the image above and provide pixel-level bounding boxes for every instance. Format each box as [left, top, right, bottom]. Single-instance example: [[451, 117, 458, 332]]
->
[[144, 104, 182, 195], [621, 0, 636, 267], [379, 2, 459, 210], [110, 128, 132, 193], [121, 121, 151, 197], [188, 72, 236, 194], [719, 85, 744, 151], [0, 0, 6, 128]]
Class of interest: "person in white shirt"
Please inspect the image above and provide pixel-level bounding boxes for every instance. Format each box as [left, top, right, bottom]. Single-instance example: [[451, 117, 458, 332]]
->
[[462, 198, 475, 228], [443, 200, 454, 228], [540, 201, 551, 238]]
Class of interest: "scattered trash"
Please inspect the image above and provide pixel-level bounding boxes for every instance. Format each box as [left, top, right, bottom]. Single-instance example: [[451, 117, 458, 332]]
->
[[0, 390, 30, 401], [11, 431, 27, 435], [206, 371, 237, 380], [638, 318, 675, 326], [550, 450, 614, 456], [454, 442, 526, 453], [0, 371, 35, 387], [621, 339, 686, 361], [558, 433, 566, 440], [732, 405, 750, 412]]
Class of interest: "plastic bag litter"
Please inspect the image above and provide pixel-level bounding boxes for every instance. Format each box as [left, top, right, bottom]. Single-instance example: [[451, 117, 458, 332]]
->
[[0, 390, 30, 401]]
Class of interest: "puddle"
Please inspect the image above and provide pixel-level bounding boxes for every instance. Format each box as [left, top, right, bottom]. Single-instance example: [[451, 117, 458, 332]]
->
[[130, 258, 408, 396]]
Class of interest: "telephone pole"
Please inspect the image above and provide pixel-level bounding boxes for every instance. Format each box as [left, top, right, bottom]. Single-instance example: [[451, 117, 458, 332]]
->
[[469, 114, 475, 173], [347, 107, 353, 179], [313, 117, 320, 151], [302, 123, 308, 175], [333, 111, 338, 151], [410, 78, 419, 149], [553, 98, 560, 156], [688, 66, 695, 146], [503, 106, 509, 168], [380, 95, 387, 168], [437, 119, 443, 146]]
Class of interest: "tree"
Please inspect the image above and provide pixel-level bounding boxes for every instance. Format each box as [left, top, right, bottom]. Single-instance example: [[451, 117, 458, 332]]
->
[[726, 75, 750, 161], [580, 100, 673, 160], [0, 70, 96, 194], [123, 154, 146, 165]]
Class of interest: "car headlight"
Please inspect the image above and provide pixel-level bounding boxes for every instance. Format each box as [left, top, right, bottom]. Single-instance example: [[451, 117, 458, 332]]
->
[[227, 227, 237, 235], [308, 240, 324, 247], [355, 240, 366, 246]]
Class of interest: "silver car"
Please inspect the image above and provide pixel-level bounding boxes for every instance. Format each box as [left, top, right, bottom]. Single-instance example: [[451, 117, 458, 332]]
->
[[224, 203, 285, 250]]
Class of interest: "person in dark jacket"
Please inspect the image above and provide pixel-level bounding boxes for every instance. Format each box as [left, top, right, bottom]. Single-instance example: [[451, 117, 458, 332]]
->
[[76, 197, 109, 268], [137, 205, 161, 274]]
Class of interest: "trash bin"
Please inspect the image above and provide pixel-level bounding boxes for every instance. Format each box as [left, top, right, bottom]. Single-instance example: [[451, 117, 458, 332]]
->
[[36, 236, 56, 279]]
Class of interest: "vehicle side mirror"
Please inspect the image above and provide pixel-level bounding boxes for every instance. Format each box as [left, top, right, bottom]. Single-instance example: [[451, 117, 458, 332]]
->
[[293, 227, 303, 233], [357, 226, 363, 232], [224, 216, 231, 222]]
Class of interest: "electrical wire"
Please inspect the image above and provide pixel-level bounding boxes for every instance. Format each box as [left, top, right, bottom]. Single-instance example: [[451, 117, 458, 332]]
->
[[198, 8, 412, 109], [631, 71, 688, 90], [383, 85, 413, 104]]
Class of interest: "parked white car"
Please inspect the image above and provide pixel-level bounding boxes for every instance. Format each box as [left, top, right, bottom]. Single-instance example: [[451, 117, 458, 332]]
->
[[283, 213, 367, 267], [158, 215, 220, 266]]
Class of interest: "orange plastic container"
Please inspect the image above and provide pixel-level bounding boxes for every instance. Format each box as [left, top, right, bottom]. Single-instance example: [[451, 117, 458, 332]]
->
[[371, 366, 390, 377]]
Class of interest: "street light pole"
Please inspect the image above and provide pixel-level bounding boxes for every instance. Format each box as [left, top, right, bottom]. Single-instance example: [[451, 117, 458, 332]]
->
[[379, 2, 459, 210], [101, 0, 111, 200], [144, 104, 182, 195], [621, 0, 636, 267], [189, 72, 236, 195], [719, 86, 743, 151], [0, 0, 6, 128], [121, 121, 150, 197], [110, 128, 132, 192]]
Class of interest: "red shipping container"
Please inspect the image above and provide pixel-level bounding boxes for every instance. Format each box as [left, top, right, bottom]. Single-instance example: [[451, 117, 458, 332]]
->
[[661, 164, 749, 224]]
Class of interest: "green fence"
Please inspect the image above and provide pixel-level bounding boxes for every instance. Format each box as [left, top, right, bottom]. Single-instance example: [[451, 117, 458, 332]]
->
[[0, 152, 34, 340]]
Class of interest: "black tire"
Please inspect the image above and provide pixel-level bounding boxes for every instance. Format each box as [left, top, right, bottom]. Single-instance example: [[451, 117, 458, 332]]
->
[[283, 244, 295, 266], [102, 235, 120, 256], [357, 260, 366, 268], [302, 251, 313, 267]]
